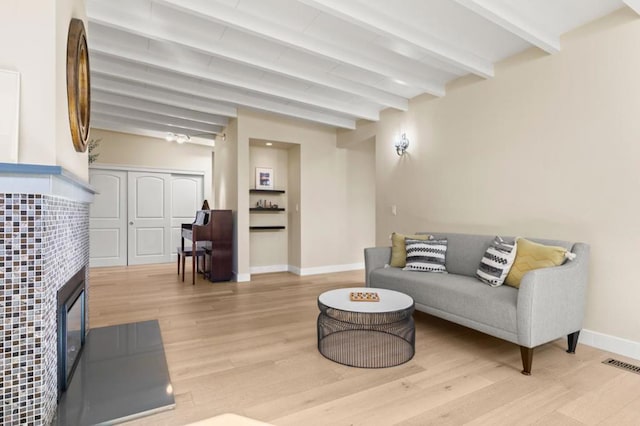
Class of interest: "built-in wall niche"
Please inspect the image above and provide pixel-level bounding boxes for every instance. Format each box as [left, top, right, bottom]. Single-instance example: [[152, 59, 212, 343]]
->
[[248, 139, 300, 273]]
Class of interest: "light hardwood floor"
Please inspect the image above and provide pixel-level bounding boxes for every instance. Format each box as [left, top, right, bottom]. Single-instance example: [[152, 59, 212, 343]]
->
[[89, 264, 640, 426]]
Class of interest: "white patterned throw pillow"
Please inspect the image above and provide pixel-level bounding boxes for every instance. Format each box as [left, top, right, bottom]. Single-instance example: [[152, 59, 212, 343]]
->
[[476, 236, 518, 287], [403, 238, 448, 273]]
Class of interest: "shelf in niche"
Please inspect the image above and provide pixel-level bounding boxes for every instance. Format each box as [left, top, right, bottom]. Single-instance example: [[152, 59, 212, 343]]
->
[[250, 208, 285, 212], [250, 189, 285, 194], [250, 226, 286, 231]]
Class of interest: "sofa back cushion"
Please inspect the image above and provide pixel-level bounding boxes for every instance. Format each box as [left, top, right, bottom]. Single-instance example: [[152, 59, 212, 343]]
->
[[417, 232, 573, 278]]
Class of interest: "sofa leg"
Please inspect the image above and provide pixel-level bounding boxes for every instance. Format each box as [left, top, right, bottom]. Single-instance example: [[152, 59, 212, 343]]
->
[[520, 346, 533, 376], [567, 331, 580, 354]]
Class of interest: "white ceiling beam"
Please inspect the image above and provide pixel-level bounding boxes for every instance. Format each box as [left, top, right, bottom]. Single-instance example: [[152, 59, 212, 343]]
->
[[299, 0, 493, 79], [91, 69, 356, 129], [91, 102, 223, 134], [91, 119, 215, 147], [156, 0, 446, 97], [90, 40, 379, 122], [455, 0, 560, 54], [87, 4, 408, 111], [91, 59, 357, 129], [93, 111, 218, 137], [92, 91, 228, 127], [624, 0, 640, 14], [92, 76, 237, 118]]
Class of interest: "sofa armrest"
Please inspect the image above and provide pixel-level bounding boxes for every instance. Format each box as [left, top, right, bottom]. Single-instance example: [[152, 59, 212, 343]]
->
[[364, 247, 391, 287], [516, 243, 590, 347]]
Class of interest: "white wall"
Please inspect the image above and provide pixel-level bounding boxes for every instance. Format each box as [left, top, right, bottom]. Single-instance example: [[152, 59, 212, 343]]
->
[[338, 9, 640, 346], [0, 0, 88, 178], [91, 128, 213, 201]]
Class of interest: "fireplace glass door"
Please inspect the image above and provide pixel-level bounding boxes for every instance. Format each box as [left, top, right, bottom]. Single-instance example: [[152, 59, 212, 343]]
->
[[65, 291, 84, 380], [57, 267, 87, 397]]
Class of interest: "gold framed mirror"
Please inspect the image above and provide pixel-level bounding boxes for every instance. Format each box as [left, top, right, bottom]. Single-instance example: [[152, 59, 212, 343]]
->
[[66, 18, 91, 153]]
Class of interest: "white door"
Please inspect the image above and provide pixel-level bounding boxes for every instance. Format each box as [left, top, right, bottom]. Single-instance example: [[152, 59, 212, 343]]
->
[[127, 172, 172, 265], [170, 175, 204, 261], [89, 170, 128, 267]]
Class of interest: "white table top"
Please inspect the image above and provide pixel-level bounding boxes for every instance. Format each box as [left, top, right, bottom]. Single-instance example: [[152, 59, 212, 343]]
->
[[318, 287, 413, 313]]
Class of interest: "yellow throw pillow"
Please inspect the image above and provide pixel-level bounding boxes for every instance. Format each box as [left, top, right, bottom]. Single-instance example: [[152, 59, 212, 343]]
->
[[390, 233, 431, 267], [504, 237, 569, 288]]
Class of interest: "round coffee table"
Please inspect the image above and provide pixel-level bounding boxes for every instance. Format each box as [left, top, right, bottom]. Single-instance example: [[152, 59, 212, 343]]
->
[[317, 287, 415, 368]]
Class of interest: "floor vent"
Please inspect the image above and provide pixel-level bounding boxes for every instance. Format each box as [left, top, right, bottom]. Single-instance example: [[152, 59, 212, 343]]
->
[[602, 358, 640, 375]]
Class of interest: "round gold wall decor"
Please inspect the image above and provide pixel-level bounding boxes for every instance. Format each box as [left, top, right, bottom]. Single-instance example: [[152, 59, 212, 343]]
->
[[66, 18, 91, 153]]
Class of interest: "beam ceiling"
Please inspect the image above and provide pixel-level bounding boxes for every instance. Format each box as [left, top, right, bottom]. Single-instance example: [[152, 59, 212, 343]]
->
[[86, 0, 627, 138]]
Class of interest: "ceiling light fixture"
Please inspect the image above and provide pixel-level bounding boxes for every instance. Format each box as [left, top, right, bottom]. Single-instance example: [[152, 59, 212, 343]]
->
[[266, 142, 273, 146], [165, 132, 221, 144], [394, 133, 410, 156], [165, 132, 191, 143]]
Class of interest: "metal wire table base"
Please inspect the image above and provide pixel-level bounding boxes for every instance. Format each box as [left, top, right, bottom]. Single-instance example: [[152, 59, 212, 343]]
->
[[317, 303, 415, 368]]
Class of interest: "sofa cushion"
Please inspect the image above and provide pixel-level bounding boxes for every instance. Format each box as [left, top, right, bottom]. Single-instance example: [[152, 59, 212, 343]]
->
[[476, 237, 517, 287], [390, 233, 431, 267], [370, 267, 518, 333], [403, 238, 447, 273], [505, 237, 572, 288]]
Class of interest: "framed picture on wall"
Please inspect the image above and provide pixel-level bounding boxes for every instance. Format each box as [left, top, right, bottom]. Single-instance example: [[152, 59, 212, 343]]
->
[[255, 167, 274, 190]]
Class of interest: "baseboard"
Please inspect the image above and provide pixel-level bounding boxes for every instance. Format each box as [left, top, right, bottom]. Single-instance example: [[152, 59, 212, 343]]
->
[[249, 264, 289, 274], [580, 329, 640, 361], [234, 272, 251, 282], [289, 262, 364, 276], [242, 262, 364, 279]]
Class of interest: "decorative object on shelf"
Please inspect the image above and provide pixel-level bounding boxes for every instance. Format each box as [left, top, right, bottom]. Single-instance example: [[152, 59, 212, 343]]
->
[[255, 167, 274, 190], [66, 18, 91, 153], [394, 132, 410, 156], [0, 70, 20, 163], [87, 138, 101, 164]]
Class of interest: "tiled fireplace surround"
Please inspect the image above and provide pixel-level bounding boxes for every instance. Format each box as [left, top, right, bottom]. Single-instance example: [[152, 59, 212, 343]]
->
[[0, 165, 94, 425]]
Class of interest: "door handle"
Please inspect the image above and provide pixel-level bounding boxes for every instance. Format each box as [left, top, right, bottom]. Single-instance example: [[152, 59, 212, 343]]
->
[[129, 221, 134, 225]]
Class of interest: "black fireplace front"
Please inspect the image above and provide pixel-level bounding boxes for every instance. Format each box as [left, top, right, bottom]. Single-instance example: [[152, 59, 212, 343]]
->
[[57, 267, 86, 398]]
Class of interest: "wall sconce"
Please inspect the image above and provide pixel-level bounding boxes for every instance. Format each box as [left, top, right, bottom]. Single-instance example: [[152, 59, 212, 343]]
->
[[394, 133, 410, 156]]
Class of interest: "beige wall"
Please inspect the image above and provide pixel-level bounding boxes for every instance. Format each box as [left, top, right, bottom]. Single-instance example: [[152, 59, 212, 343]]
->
[[249, 145, 289, 268], [214, 119, 240, 274], [237, 109, 376, 278], [91, 128, 213, 201], [288, 145, 302, 269], [338, 9, 640, 344], [0, 0, 88, 178], [214, 119, 238, 211]]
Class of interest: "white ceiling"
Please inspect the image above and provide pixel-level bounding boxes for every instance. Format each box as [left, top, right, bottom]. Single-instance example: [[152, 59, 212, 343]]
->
[[87, 0, 635, 141]]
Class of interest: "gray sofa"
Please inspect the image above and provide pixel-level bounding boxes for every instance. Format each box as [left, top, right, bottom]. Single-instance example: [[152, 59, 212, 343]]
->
[[364, 232, 590, 375]]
